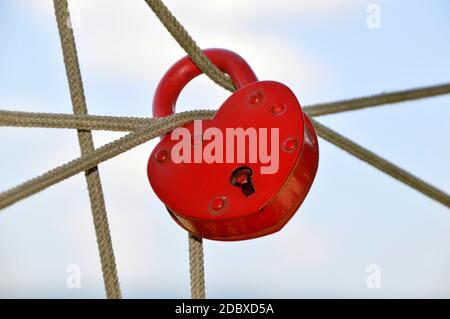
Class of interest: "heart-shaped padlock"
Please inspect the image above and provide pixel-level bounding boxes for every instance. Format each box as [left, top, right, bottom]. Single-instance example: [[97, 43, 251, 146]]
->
[[147, 48, 319, 241]]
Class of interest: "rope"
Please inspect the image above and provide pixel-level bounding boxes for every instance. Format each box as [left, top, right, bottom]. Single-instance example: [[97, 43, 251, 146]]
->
[[1, 0, 449, 300], [303, 83, 450, 117], [188, 234, 206, 299], [2, 109, 448, 210], [0, 110, 212, 210], [2, 79, 449, 131], [0, 110, 164, 132], [53, 0, 121, 298], [312, 119, 450, 208], [143, 0, 235, 92]]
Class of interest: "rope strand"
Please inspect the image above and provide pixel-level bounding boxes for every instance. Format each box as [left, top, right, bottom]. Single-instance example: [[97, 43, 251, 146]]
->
[[303, 83, 450, 117], [0, 111, 213, 210], [3, 82, 449, 132], [189, 234, 206, 299], [143, 0, 235, 92], [0, 110, 172, 131], [312, 119, 450, 207], [53, 0, 121, 298], [1, 110, 448, 210]]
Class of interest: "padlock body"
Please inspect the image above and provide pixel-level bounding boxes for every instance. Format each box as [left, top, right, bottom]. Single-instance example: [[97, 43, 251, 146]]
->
[[147, 81, 319, 241]]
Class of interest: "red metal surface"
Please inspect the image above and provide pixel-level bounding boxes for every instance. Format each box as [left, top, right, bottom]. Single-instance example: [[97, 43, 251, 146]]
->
[[148, 48, 319, 241], [153, 48, 257, 118]]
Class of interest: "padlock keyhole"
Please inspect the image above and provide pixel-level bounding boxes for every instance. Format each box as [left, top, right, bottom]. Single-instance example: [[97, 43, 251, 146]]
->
[[230, 166, 255, 197]]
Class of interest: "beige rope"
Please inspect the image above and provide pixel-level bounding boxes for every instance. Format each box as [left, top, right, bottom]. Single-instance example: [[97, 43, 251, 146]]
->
[[303, 83, 450, 117], [2, 80, 449, 130], [312, 119, 450, 208], [0, 110, 213, 210], [188, 234, 206, 299], [0, 110, 163, 132], [143, 0, 235, 92], [2, 109, 448, 210], [53, 0, 121, 298]]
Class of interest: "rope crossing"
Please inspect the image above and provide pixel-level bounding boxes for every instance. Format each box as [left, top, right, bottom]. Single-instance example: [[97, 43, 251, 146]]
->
[[1, 105, 449, 209], [0, 111, 214, 210], [0, 0, 449, 299]]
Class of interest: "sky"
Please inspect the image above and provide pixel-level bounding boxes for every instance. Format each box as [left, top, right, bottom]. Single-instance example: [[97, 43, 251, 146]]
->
[[0, 0, 449, 298]]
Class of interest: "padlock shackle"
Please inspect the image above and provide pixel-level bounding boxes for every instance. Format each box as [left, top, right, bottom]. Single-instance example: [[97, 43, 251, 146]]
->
[[153, 48, 258, 118]]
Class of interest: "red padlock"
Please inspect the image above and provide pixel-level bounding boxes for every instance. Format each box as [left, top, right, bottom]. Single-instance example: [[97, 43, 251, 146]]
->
[[147, 48, 319, 241]]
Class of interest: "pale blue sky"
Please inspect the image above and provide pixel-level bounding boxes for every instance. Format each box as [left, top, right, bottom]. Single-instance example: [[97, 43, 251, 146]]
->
[[0, 0, 449, 298]]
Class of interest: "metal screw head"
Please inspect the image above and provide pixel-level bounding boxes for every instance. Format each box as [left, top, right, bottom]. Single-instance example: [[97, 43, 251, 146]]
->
[[249, 92, 263, 105], [271, 103, 286, 115], [283, 138, 298, 152], [155, 149, 169, 163], [210, 196, 226, 212]]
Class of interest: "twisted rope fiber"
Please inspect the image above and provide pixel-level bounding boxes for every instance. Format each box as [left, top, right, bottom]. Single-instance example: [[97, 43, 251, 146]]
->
[[1, 108, 448, 209], [53, 0, 121, 298], [303, 82, 450, 117], [188, 234, 206, 299], [311, 120, 450, 208], [0, 111, 213, 210], [3, 81, 450, 130], [0, 110, 158, 132], [144, 0, 235, 92]]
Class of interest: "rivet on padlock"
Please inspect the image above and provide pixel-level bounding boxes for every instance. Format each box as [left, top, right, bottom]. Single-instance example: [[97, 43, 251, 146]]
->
[[147, 48, 319, 241]]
